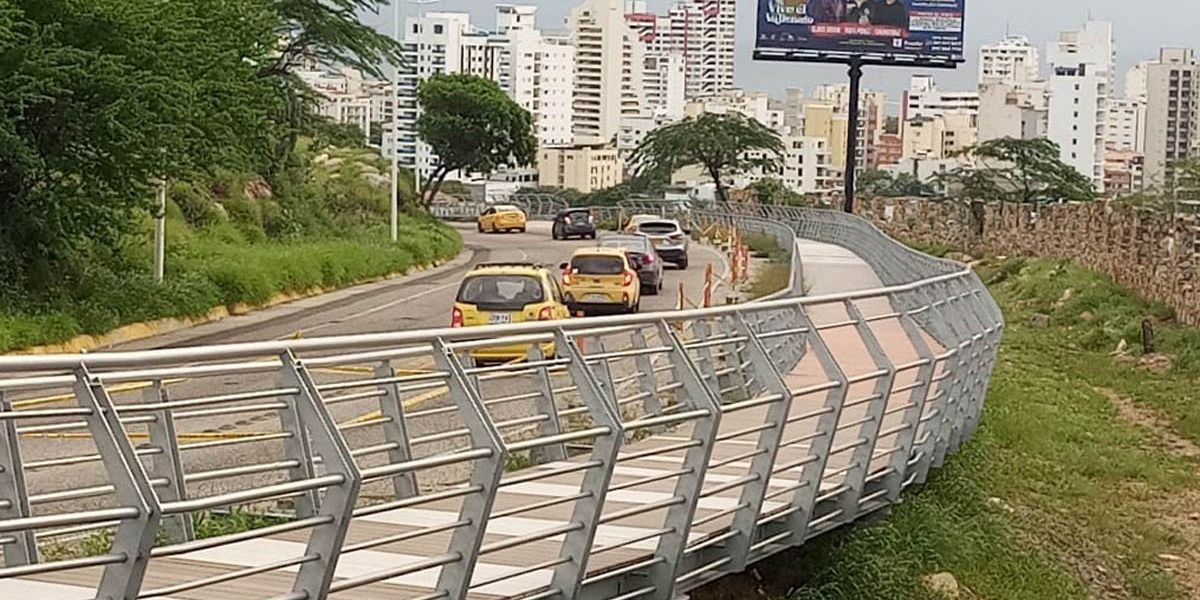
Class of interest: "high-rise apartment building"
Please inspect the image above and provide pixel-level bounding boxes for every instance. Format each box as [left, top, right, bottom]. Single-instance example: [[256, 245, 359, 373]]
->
[[624, 0, 736, 100], [903, 75, 980, 121], [569, 0, 645, 145], [396, 13, 475, 179], [979, 35, 1041, 87], [1106, 97, 1146, 153], [1046, 21, 1114, 192], [499, 6, 577, 148], [1144, 48, 1200, 189]]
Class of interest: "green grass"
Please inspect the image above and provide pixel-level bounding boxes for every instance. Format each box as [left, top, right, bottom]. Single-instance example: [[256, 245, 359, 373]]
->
[[696, 256, 1200, 600], [0, 216, 461, 352], [42, 509, 290, 561], [744, 233, 794, 300]]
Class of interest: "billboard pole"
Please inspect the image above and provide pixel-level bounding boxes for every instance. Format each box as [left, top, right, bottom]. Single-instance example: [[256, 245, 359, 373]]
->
[[844, 58, 863, 214]]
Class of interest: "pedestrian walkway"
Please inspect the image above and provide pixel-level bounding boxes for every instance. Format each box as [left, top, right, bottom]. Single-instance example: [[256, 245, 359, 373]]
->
[[1, 236, 974, 600]]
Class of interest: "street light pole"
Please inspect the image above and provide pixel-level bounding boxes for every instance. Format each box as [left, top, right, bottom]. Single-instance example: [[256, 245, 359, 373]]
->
[[390, 0, 402, 242], [154, 179, 166, 283]]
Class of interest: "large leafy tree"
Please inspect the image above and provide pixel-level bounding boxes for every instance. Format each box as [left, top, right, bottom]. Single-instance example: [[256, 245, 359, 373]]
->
[[748, 178, 806, 206], [416, 73, 536, 206], [936, 138, 1098, 204], [0, 0, 279, 297], [631, 113, 784, 204], [857, 170, 936, 198]]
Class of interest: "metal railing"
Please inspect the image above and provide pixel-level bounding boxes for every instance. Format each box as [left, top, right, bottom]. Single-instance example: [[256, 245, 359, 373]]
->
[[0, 202, 1002, 600]]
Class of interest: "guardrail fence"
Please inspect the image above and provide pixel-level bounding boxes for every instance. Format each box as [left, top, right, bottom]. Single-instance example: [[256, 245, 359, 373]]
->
[[0, 202, 1002, 600]]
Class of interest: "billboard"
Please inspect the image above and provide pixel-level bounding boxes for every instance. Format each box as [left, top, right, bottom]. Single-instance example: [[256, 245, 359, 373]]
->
[[756, 0, 966, 63]]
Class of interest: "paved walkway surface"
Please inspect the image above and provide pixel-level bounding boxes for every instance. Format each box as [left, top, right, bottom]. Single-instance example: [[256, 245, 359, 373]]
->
[[8, 238, 939, 600]]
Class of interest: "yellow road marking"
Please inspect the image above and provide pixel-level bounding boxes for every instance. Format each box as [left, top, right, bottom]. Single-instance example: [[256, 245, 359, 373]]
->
[[12, 378, 190, 410]]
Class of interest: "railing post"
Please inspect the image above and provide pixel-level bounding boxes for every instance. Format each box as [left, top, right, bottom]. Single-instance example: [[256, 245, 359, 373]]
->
[[277, 370, 319, 518], [725, 313, 794, 571], [432, 338, 508, 600], [688, 319, 720, 395], [782, 306, 848, 542], [644, 321, 723, 600], [883, 291, 938, 500], [529, 344, 567, 464], [280, 352, 362, 599], [630, 328, 665, 417], [837, 299, 897, 521], [549, 331, 624, 600], [0, 390, 36, 566], [141, 380, 193, 543], [74, 366, 161, 600], [586, 335, 617, 402], [374, 361, 419, 499], [925, 281, 972, 469]]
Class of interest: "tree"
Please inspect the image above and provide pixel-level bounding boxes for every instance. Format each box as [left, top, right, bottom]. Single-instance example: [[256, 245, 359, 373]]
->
[[631, 113, 784, 204], [416, 74, 536, 206], [858, 170, 936, 198], [748, 178, 806, 206], [937, 138, 1098, 204], [0, 0, 280, 297]]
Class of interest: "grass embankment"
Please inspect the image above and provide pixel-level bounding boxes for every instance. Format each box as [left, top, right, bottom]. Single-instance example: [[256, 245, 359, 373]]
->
[[0, 146, 462, 353], [697, 255, 1200, 600], [744, 233, 794, 299]]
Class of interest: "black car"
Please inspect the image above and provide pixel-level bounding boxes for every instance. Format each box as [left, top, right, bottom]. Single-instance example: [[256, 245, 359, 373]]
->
[[598, 235, 664, 295], [551, 208, 597, 240]]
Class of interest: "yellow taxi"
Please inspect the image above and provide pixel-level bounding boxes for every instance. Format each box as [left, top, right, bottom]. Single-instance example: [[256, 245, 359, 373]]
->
[[477, 205, 527, 234], [559, 248, 641, 316], [451, 263, 571, 363]]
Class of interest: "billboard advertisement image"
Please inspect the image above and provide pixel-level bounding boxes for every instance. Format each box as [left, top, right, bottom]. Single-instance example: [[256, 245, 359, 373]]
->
[[756, 0, 966, 63]]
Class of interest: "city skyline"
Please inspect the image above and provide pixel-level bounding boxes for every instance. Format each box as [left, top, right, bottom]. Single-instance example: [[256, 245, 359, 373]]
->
[[360, 0, 1198, 101]]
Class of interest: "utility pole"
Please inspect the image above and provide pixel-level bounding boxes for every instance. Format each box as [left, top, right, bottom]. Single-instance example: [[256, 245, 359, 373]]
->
[[154, 179, 166, 283]]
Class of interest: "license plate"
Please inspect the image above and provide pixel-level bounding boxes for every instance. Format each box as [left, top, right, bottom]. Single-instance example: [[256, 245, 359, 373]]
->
[[489, 313, 513, 325], [585, 294, 609, 302], [653, 239, 667, 247]]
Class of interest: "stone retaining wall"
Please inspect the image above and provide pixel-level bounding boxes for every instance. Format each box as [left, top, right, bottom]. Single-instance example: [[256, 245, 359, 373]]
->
[[856, 198, 1200, 326]]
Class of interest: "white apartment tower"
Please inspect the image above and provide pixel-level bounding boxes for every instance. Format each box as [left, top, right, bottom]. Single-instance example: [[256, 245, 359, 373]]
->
[[1144, 48, 1200, 189], [569, 0, 646, 145], [624, 0, 736, 100], [397, 13, 475, 180], [979, 36, 1041, 87], [500, 6, 577, 147], [904, 74, 980, 120], [1046, 21, 1115, 192]]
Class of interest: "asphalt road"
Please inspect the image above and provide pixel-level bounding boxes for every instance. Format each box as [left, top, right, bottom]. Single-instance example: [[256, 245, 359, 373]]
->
[[15, 221, 731, 513]]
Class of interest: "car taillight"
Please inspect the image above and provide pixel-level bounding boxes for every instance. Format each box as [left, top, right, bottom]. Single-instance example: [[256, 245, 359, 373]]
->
[[588, 214, 595, 223], [622, 270, 634, 287], [451, 307, 464, 328], [642, 253, 655, 264], [670, 234, 684, 243], [538, 306, 555, 321], [562, 271, 573, 285], [564, 216, 572, 224]]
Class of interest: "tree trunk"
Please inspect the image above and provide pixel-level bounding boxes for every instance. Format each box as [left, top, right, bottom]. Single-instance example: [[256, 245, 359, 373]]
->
[[424, 167, 452, 209], [707, 165, 727, 204]]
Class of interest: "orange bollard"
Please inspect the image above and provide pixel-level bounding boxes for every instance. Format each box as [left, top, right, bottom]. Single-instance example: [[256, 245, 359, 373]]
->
[[703, 263, 714, 308]]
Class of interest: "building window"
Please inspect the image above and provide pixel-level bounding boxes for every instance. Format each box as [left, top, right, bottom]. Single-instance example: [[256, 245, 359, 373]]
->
[[434, 24, 444, 34], [412, 24, 420, 34]]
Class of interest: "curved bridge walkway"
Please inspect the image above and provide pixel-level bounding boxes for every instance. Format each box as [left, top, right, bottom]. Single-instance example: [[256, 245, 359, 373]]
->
[[0, 208, 1002, 600]]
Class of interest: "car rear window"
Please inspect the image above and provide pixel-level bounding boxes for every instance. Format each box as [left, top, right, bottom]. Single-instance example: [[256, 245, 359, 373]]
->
[[571, 255, 625, 275], [457, 275, 544, 309], [565, 210, 591, 219], [599, 238, 649, 252], [638, 222, 680, 235]]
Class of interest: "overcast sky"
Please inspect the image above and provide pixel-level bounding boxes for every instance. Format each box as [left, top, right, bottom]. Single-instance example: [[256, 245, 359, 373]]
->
[[361, 0, 1199, 106]]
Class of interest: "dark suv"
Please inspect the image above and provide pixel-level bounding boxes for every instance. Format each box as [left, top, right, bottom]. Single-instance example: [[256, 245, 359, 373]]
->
[[598, 235, 664, 295], [551, 209, 597, 240]]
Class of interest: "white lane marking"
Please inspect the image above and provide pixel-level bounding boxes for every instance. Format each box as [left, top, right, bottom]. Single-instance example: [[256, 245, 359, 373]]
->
[[291, 281, 460, 336], [0, 580, 181, 600], [179, 538, 553, 596], [359, 506, 696, 551]]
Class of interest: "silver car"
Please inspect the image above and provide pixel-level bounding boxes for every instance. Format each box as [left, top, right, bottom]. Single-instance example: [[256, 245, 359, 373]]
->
[[633, 219, 690, 270]]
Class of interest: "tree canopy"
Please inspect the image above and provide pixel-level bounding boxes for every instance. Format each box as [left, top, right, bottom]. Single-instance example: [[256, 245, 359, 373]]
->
[[857, 170, 936, 198], [747, 178, 807, 206], [416, 73, 537, 205], [631, 113, 784, 204], [0, 0, 403, 300], [937, 138, 1098, 204]]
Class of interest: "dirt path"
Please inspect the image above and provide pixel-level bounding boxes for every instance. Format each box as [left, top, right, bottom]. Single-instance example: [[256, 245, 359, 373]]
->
[[1097, 387, 1200, 598]]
